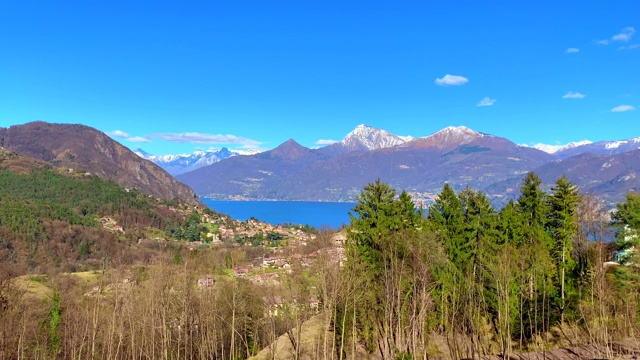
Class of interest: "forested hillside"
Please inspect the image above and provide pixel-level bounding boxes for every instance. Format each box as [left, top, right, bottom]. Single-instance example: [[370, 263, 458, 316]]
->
[[0, 149, 191, 276], [1, 164, 639, 359]]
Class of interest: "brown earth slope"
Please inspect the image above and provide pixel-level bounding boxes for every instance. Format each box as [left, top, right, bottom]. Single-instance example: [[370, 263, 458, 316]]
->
[[0, 121, 200, 205]]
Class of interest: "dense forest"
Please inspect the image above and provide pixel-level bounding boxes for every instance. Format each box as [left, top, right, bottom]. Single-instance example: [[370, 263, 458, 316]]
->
[[1, 166, 639, 359]]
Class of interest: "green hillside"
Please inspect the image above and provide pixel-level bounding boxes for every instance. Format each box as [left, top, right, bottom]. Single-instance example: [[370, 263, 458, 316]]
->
[[0, 153, 188, 275]]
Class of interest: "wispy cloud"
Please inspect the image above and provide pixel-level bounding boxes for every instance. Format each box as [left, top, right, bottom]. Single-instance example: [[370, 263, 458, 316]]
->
[[611, 105, 636, 112], [565, 47, 580, 54], [598, 27, 636, 45], [562, 91, 585, 99], [148, 132, 263, 149], [612, 27, 636, 42], [477, 97, 496, 106], [435, 74, 468, 86], [128, 136, 151, 143], [109, 130, 150, 143], [110, 130, 130, 138], [618, 44, 640, 50], [315, 139, 339, 146]]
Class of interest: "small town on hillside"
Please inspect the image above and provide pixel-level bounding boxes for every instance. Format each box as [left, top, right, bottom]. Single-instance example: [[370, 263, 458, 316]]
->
[[100, 202, 347, 289]]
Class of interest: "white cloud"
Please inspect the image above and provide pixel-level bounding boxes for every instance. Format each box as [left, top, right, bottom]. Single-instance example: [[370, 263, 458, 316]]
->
[[149, 132, 263, 149], [435, 74, 469, 86], [477, 97, 496, 106], [611, 105, 636, 112], [598, 27, 636, 46], [618, 44, 640, 50], [562, 91, 586, 99], [109, 130, 130, 138], [128, 136, 151, 143], [315, 139, 339, 145], [612, 27, 636, 42], [565, 47, 580, 54], [109, 130, 150, 143]]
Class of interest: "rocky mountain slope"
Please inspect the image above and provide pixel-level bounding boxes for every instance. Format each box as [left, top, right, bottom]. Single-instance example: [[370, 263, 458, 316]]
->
[[0, 121, 201, 205]]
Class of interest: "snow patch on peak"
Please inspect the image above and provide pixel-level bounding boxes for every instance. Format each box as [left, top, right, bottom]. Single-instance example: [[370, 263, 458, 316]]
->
[[422, 125, 484, 142], [431, 126, 484, 138], [341, 124, 410, 151], [606, 141, 626, 149], [526, 140, 593, 154], [136, 148, 243, 175], [442, 125, 478, 133]]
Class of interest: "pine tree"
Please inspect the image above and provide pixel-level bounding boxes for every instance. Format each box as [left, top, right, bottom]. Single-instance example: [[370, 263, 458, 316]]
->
[[429, 183, 468, 271], [345, 179, 427, 357], [516, 172, 555, 335], [611, 192, 640, 265], [546, 175, 580, 320], [348, 178, 398, 273]]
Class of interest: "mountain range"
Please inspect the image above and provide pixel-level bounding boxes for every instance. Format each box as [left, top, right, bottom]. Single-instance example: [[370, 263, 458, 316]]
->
[[3, 121, 640, 207], [135, 148, 241, 176], [175, 124, 640, 206]]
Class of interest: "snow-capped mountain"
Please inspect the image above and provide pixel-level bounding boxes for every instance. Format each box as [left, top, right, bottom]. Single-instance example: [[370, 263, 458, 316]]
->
[[555, 137, 640, 159], [407, 126, 487, 150], [522, 140, 593, 154], [340, 124, 412, 151], [135, 148, 242, 176], [520, 137, 640, 159]]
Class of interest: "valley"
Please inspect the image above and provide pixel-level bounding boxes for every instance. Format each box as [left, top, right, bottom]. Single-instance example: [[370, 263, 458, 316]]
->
[[2, 123, 640, 359]]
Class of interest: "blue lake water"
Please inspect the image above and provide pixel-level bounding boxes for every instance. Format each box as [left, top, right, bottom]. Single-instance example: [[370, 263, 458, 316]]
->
[[202, 199, 357, 230]]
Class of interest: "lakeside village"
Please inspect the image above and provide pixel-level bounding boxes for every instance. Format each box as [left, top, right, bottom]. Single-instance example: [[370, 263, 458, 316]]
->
[[100, 203, 347, 288]]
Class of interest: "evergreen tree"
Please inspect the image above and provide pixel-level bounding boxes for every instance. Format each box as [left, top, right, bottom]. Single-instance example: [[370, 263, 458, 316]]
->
[[518, 172, 548, 235], [497, 200, 524, 246], [428, 183, 468, 271], [516, 172, 556, 336], [348, 179, 398, 274], [345, 179, 426, 356], [546, 175, 580, 320], [611, 192, 640, 265]]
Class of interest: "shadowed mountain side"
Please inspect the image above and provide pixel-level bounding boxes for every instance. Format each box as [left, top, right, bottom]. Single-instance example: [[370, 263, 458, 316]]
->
[[0, 121, 201, 205], [485, 150, 640, 206], [177, 139, 333, 199]]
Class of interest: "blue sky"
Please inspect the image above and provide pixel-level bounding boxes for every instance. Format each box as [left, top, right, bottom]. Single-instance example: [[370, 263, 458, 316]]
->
[[1, 1, 639, 155]]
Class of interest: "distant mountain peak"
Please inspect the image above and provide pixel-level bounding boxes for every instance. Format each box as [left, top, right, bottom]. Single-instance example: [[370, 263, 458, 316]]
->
[[134, 148, 153, 157], [268, 139, 313, 160], [136, 147, 241, 176], [435, 125, 482, 137], [272, 139, 304, 152], [410, 125, 485, 149], [604, 137, 640, 149], [341, 124, 409, 151], [524, 140, 593, 154]]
